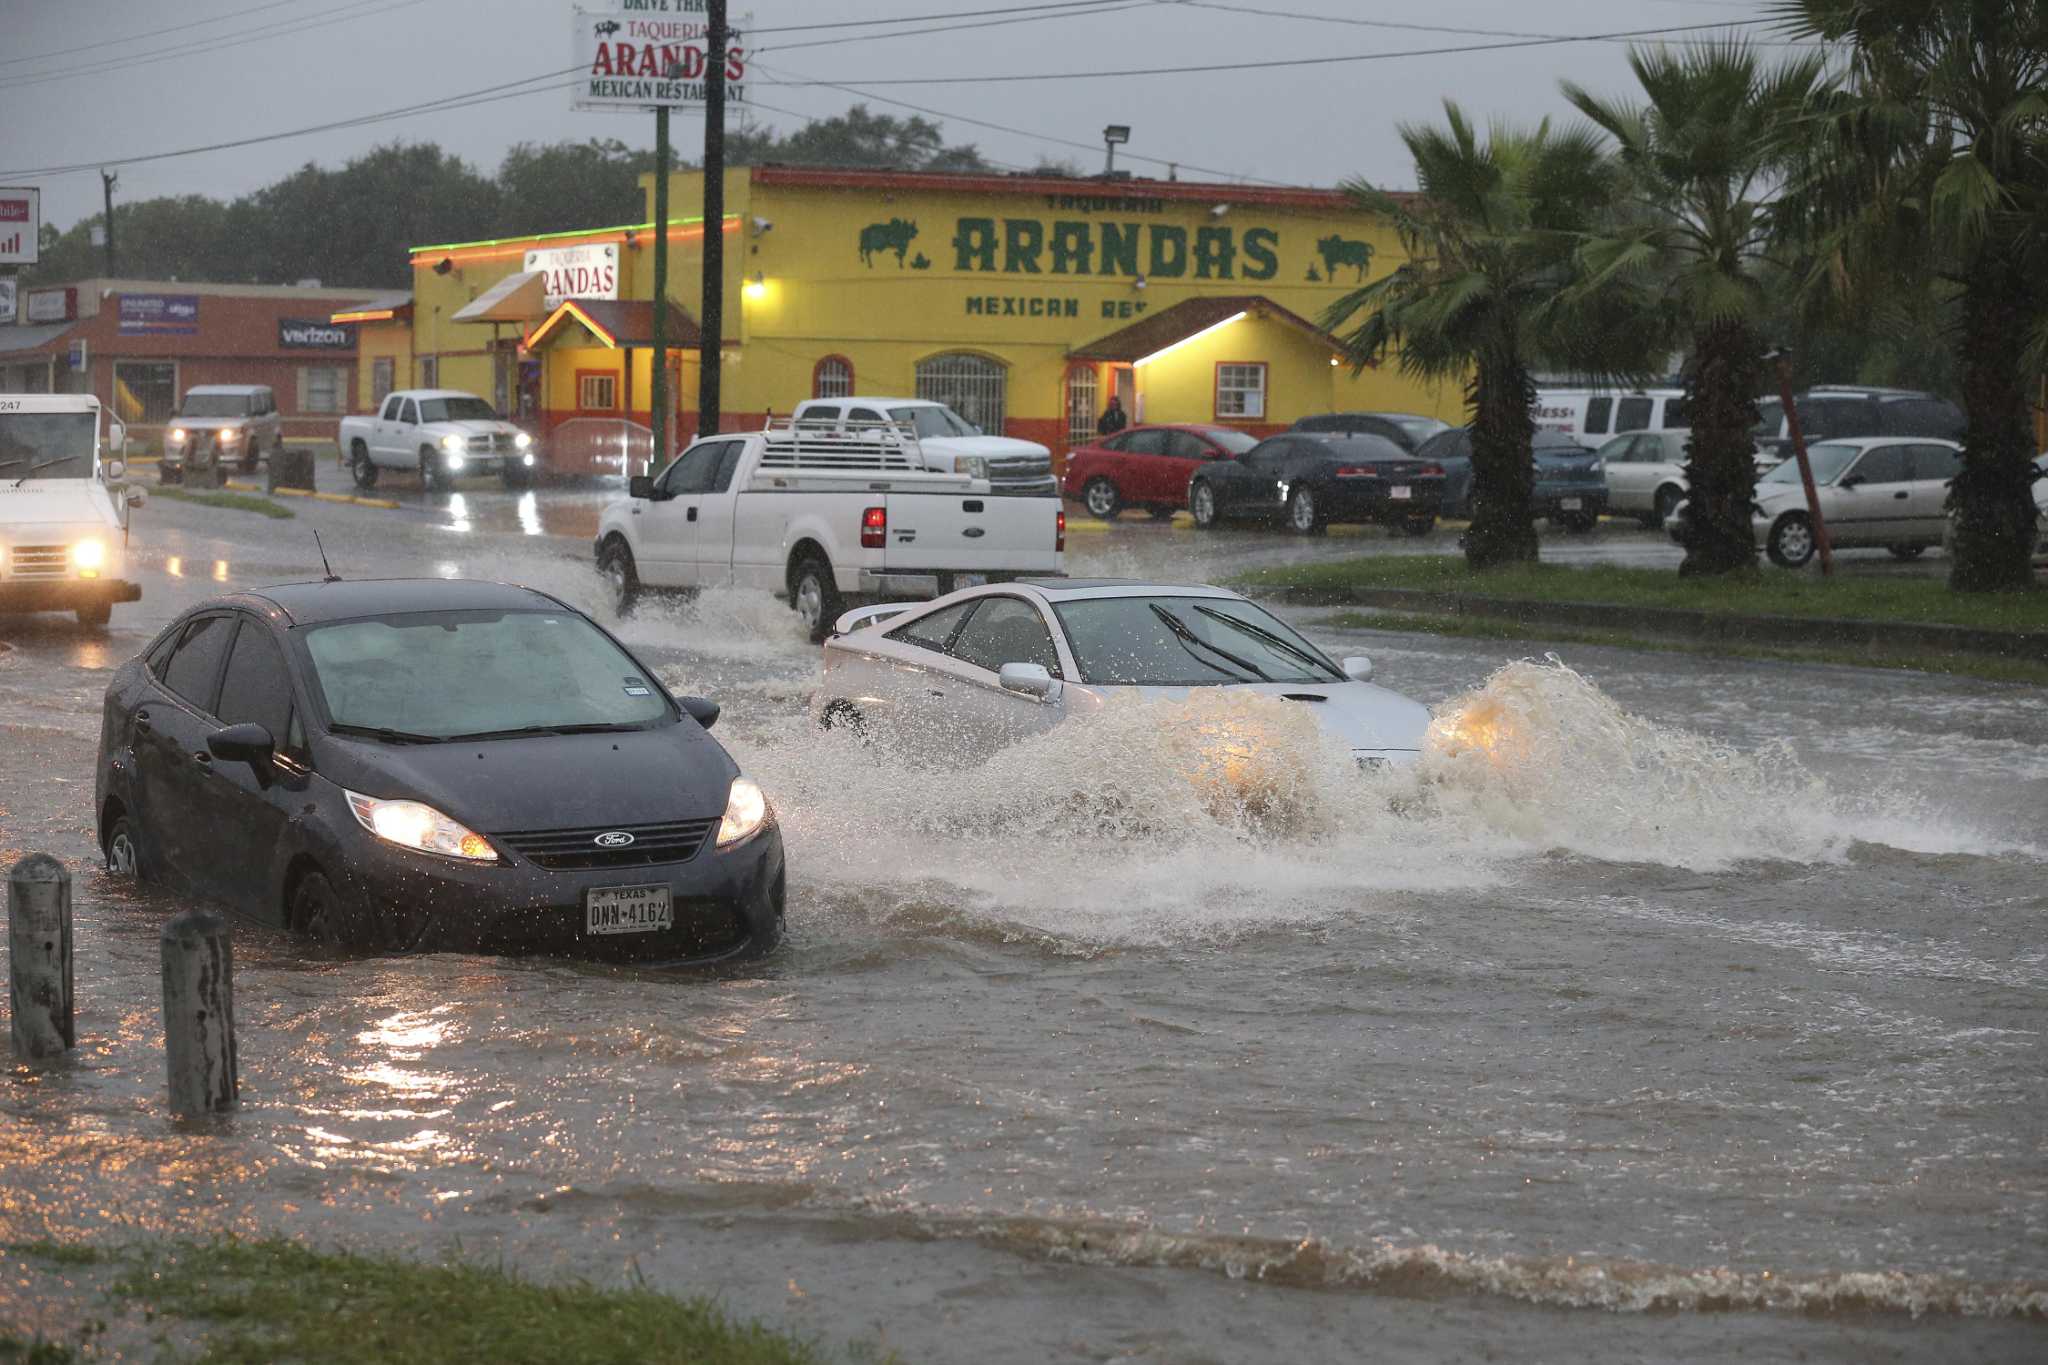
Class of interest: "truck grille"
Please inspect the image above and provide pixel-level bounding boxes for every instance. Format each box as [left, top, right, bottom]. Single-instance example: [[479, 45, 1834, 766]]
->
[[9, 546, 68, 578], [988, 454, 1057, 494], [494, 818, 717, 871], [468, 431, 518, 454]]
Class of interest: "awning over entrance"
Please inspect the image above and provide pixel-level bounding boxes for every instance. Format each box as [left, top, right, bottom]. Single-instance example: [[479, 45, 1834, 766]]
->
[[330, 291, 412, 325], [451, 271, 545, 324], [524, 298, 703, 350], [1070, 295, 1339, 365], [0, 321, 74, 358]]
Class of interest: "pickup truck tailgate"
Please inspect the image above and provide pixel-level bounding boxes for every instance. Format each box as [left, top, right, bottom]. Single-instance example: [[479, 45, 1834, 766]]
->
[[881, 494, 1061, 572]]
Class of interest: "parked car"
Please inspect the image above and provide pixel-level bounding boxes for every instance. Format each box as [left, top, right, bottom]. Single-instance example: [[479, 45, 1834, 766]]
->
[[1940, 452, 2048, 559], [163, 384, 282, 483], [1597, 428, 1780, 528], [0, 393, 145, 627], [1411, 426, 1606, 530], [813, 579, 1430, 769], [1665, 437, 1963, 567], [1290, 411, 1451, 451], [1533, 386, 1688, 447], [338, 389, 536, 491], [595, 416, 1065, 641], [1752, 386, 1963, 458], [789, 397, 1057, 496], [1187, 431, 1445, 535], [1063, 423, 1258, 520], [96, 578, 783, 961]]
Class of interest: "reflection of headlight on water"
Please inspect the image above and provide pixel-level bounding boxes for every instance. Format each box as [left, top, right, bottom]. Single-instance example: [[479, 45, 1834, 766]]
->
[[1426, 697, 1517, 761]]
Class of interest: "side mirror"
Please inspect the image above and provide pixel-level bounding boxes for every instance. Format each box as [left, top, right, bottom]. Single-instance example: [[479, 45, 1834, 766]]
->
[[998, 662, 1054, 699], [127, 488, 148, 509], [1341, 655, 1374, 682], [628, 475, 655, 500], [1840, 473, 1864, 489], [108, 420, 127, 452], [104, 458, 127, 480], [679, 695, 720, 730], [208, 722, 275, 767]]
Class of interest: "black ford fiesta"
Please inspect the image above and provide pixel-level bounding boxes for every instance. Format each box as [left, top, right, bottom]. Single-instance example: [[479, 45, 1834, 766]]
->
[[95, 579, 784, 962]]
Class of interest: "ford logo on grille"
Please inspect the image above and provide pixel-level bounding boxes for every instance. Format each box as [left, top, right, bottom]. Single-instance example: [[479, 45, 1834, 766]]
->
[[593, 831, 636, 848]]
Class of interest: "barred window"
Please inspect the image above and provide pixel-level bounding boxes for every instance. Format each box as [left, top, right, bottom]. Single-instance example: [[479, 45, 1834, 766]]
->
[[1065, 363, 1098, 450], [579, 373, 618, 410], [813, 355, 853, 398], [915, 352, 1006, 434], [299, 365, 348, 414], [371, 356, 395, 405], [1215, 363, 1266, 420], [113, 362, 177, 424]]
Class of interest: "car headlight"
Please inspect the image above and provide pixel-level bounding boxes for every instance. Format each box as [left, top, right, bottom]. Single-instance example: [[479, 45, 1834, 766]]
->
[[168, 428, 188, 444], [219, 427, 241, 442], [441, 434, 466, 452], [716, 776, 768, 848], [514, 431, 533, 450], [70, 539, 107, 572], [956, 456, 989, 479], [522, 453, 535, 466], [345, 789, 497, 862]]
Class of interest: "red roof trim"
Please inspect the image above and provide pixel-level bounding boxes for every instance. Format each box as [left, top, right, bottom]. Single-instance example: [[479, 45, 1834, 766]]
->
[[748, 165, 1408, 211]]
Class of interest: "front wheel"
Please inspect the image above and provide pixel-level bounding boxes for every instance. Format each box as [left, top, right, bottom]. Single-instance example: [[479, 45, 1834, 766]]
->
[[104, 815, 142, 880], [1082, 477, 1122, 521], [1189, 480, 1220, 530], [349, 442, 379, 489], [790, 554, 842, 643], [599, 539, 640, 615], [1766, 513, 1816, 569], [1651, 485, 1683, 530], [291, 870, 360, 950], [1888, 543, 1926, 561], [1286, 486, 1325, 535]]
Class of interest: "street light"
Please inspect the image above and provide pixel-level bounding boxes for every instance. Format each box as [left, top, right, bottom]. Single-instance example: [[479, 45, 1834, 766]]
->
[[1102, 124, 1131, 177]]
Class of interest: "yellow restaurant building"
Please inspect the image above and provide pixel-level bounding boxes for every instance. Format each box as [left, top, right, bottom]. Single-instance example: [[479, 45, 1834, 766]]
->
[[334, 166, 1463, 474]]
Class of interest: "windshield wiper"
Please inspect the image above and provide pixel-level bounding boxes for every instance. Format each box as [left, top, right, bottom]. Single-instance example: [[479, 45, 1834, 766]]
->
[[328, 722, 442, 744], [441, 721, 644, 741], [1190, 604, 1338, 679], [1148, 603, 1269, 682], [13, 455, 82, 487]]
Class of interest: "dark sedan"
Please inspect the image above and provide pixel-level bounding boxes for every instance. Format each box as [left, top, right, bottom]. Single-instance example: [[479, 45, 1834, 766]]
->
[[1412, 426, 1608, 531], [1291, 411, 1452, 452], [96, 579, 784, 962], [1187, 431, 1445, 535]]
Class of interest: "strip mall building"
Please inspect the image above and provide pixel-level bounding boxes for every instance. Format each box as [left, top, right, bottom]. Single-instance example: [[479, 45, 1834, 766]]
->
[[336, 167, 1462, 473]]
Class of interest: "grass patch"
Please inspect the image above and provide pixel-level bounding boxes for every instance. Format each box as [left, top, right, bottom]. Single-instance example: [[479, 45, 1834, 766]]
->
[[1324, 609, 2048, 686], [9, 1237, 863, 1365], [1239, 554, 2047, 632], [150, 486, 295, 519]]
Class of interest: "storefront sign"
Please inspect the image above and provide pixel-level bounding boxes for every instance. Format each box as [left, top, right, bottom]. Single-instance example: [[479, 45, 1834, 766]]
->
[[25, 287, 74, 324], [278, 317, 355, 350], [572, 4, 746, 110], [0, 278, 15, 325], [525, 242, 619, 307], [67, 338, 87, 371], [851, 215, 1378, 287], [0, 187, 38, 266], [118, 293, 199, 335]]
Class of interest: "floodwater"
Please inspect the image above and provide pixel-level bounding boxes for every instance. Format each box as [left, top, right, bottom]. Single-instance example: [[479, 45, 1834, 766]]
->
[[1, 476, 2043, 1362]]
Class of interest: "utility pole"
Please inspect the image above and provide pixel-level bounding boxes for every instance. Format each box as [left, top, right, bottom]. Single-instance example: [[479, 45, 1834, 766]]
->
[[699, 0, 728, 439], [650, 103, 670, 470], [100, 170, 117, 275]]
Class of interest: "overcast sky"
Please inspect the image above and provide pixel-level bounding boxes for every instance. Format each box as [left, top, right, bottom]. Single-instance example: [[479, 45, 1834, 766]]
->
[[4, 0, 1788, 237]]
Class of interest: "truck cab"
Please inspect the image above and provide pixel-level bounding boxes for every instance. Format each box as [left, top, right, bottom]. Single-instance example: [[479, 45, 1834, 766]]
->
[[788, 397, 1057, 496], [0, 394, 146, 628]]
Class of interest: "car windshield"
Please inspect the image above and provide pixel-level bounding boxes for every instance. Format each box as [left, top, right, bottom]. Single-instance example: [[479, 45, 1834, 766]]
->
[[418, 397, 497, 423], [1054, 596, 1343, 686], [1204, 428, 1259, 454], [1761, 442, 1861, 485], [0, 412, 97, 482], [302, 609, 671, 741], [888, 405, 976, 438], [178, 394, 250, 418]]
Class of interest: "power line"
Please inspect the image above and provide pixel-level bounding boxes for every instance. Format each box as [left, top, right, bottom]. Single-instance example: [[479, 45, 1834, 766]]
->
[[747, 0, 1136, 36], [1170, 1, 1821, 47], [0, 0, 312, 69], [757, 0, 1163, 55]]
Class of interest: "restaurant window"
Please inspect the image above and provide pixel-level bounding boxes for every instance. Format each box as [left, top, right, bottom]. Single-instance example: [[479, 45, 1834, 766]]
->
[[112, 361, 177, 425], [813, 355, 853, 398], [1215, 363, 1267, 420], [1065, 363, 1098, 451], [371, 356, 395, 406], [298, 365, 347, 414], [578, 372, 618, 411], [915, 352, 1006, 434]]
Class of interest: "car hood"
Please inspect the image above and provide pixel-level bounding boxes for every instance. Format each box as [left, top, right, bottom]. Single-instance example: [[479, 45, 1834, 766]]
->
[[918, 435, 1051, 459], [436, 419, 521, 436], [1073, 679, 1430, 752], [0, 485, 115, 523], [172, 417, 249, 432], [314, 722, 737, 832]]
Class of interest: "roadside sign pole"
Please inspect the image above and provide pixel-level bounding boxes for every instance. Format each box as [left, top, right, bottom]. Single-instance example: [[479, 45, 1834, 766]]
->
[[699, 0, 728, 439], [1773, 351, 1833, 578], [650, 103, 670, 471]]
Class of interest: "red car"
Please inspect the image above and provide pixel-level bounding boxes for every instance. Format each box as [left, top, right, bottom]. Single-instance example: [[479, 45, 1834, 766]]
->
[[1063, 424, 1262, 520]]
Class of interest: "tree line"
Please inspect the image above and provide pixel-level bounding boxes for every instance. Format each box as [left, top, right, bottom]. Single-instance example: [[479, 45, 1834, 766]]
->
[[1324, 1, 2046, 594]]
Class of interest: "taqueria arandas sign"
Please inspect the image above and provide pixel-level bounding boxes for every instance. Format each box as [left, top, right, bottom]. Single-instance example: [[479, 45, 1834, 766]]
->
[[853, 214, 1376, 284]]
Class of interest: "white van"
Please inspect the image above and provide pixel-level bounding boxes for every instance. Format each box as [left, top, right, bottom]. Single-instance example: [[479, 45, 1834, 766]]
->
[[1533, 387, 1689, 447], [0, 393, 146, 627]]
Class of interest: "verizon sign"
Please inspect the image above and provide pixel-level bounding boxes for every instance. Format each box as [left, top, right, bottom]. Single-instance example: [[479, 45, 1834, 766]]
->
[[525, 242, 619, 308], [0, 187, 39, 267], [573, 3, 745, 111]]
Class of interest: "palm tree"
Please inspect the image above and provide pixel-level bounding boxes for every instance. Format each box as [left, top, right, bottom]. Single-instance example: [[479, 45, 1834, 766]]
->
[[1775, 0, 2048, 592], [1320, 103, 1618, 569], [1563, 43, 1833, 577]]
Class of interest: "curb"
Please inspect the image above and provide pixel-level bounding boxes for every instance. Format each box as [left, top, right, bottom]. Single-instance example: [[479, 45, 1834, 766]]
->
[[222, 480, 401, 510], [1261, 583, 2048, 663]]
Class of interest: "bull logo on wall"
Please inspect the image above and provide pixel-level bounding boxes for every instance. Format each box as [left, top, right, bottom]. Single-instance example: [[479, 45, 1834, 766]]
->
[[859, 218, 919, 268], [1317, 234, 1373, 281]]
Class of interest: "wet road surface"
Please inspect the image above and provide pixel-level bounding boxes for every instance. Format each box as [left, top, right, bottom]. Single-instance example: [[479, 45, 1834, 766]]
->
[[1, 470, 2043, 1362]]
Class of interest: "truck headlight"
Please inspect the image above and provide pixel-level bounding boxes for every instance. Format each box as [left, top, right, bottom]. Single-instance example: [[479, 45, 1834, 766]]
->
[[219, 427, 241, 443], [345, 790, 497, 862], [514, 431, 533, 450], [956, 456, 989, 479], [716, 777, 768, 848], [71, 539, 107, 574], [441, 434, 466, 452], [168, 428, 188, 445]]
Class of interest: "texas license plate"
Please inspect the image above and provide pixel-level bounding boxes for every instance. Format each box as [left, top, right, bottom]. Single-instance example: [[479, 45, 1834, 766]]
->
[[1390, 485, 1412, 500], [585, 885, 673, 936], [1560, 497, 1582, 510]]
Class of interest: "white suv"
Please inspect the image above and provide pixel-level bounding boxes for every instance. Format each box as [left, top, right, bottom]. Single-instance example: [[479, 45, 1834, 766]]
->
[[163, 384, 283, 484]]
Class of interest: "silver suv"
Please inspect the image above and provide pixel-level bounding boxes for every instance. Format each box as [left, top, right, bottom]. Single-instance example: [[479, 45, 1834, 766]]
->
[[163, 384, 283, 485]]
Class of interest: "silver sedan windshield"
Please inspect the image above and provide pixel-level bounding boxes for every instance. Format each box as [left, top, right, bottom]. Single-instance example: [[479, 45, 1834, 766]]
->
[[1053, 597, 1342, 686]]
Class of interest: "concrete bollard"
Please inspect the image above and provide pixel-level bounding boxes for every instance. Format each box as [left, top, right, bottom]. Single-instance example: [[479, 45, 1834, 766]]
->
[[161, 910, 238, 1116], [266, 445, 317, 494], [7, 854, 75, 1061]]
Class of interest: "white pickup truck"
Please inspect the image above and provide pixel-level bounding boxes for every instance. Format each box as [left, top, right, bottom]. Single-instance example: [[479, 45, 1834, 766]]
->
[[338, 388, 537, 491], [0, 393, 145, 628], [788, 397, 1057, 496], [594, 418, 1065, 640]]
